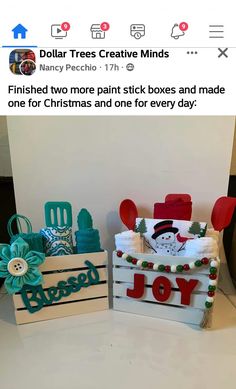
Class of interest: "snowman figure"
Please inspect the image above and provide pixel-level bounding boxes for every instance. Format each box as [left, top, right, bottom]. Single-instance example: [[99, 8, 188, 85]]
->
[[151, 220, 179, 256]]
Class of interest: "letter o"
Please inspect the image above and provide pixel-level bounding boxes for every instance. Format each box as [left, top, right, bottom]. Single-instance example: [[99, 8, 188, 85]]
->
[[152, 276, 172, 302]]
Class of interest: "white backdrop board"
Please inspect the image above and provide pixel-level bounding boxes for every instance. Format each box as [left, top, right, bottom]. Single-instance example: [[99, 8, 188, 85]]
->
[[7, 116, 235, 253]]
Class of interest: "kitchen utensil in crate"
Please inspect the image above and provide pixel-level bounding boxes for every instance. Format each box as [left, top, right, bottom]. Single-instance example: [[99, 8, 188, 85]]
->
[[41, 201, 74, 256], [211, 196, 236, 232], [154, 197, 192, 221], [119, 199, 138, 231], [75, 208, 103, 254], [45, 201, 72, 228]]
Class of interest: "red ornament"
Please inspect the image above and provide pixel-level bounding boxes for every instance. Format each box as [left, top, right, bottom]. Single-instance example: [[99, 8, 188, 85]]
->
[[117, 250, 123, 257], [183, 264, 190, 271], [209, 274, 217, 280], [148, 262, 154, 269], [132, 258, 137, 265], [165, 265, 171, 273], [208, 291, 215, 297], [201, 257, 209, 265]]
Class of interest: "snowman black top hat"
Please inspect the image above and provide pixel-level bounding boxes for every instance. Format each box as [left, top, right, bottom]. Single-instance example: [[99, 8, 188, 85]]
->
[[152, 220, 179, 239]]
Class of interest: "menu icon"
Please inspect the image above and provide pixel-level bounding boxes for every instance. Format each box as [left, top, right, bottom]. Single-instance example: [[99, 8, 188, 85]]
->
[[209, 24, 224, 39]]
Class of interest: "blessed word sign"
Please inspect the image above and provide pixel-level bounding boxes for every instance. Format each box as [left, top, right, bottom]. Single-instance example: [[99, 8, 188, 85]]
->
[[20, 260, 100, 313]]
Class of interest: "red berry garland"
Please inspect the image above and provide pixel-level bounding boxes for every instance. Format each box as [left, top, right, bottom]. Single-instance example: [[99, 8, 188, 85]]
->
[[208, 291, 215, 297], [209, 274, 217, 280]]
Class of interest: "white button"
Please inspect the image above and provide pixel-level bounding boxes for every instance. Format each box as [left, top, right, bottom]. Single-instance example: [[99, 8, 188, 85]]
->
[[7, 257, 28, 276]]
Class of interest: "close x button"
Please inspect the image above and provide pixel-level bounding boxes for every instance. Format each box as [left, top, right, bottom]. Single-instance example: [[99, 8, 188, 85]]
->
[[218, 48, 229, 58]]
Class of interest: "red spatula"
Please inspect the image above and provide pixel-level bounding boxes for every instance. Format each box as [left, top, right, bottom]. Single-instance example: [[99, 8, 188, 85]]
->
[[119, 199, 138, 231], [211, 196, 236, 232]]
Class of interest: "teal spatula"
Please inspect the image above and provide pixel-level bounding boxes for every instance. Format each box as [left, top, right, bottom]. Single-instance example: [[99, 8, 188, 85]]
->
[[45, 202, 72, 227]]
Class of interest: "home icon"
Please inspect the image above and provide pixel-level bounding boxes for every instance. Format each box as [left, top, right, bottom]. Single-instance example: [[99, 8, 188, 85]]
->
[[90, 24, 105, 39], [12, 24, 28, 39]]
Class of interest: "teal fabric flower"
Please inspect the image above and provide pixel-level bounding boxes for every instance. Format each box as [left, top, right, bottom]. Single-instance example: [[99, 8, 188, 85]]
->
[[0, 237, 45, 294]]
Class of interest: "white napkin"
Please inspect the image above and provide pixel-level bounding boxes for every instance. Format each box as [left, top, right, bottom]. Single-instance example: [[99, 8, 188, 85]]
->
[[183, 237, 219, 258], [115, 230, 143, 254]]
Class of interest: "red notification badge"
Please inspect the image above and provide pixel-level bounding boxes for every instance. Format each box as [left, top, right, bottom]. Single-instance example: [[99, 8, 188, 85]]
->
[[179, 22, 188, 31], [61, 22, 70, 32], [100, 22, 110, 31]]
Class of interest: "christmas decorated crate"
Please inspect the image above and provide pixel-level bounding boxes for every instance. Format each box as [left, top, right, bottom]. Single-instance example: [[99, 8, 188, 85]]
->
[[113, 251, 219, 327], [12, 251, 108, 324]]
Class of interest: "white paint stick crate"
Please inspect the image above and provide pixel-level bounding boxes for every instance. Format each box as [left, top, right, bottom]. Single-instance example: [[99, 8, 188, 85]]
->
[[13, 251, 108, 324], [113, 252, 220, 327]]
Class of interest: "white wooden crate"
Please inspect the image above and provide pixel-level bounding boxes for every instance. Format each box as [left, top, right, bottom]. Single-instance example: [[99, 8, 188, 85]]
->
[[13, 251, 108, 324], [113, 251, 220, 327]]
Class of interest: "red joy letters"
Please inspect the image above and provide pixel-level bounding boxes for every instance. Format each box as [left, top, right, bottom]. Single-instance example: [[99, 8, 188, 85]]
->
[[126, 273, 199, 306]]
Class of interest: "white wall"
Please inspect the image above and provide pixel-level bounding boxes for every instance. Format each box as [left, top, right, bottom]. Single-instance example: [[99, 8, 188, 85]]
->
[[7, 116, 235, 252], [0, 116, 12, 176]]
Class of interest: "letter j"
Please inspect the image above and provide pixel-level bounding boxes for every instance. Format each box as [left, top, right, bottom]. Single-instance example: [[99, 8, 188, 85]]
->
[[127, 274, 145, 299]]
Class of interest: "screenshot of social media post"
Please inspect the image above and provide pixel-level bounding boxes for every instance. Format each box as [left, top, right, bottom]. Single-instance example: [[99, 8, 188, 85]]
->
[[3, 43, 236, 114], [0, 1, 236, 389]]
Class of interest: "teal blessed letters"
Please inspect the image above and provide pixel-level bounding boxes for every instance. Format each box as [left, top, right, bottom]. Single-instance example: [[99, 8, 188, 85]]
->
[[20, 260, 100, 313]]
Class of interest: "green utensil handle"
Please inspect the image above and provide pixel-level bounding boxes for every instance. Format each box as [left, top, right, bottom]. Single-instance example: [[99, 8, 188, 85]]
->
[[7, 214, 33, 238]]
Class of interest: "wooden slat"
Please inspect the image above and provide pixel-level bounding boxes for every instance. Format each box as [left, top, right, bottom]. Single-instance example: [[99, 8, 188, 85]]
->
[[14, 283, 108, 309], [40, 251, 107, 272], [113, 298, 204, 326], [12, 251, 108, 324], [15, 297, 109, 324], [113, 283, 206, 309], [37, 267, 107, 289], [113, 254, 213, 275], [113, 267, 209, 292]]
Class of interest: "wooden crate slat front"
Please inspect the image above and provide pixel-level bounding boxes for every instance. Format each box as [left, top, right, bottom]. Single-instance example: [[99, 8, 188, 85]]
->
[[40, 251, 107, 271], [113, 298, 204, 326], [113, 267, 209, 292], [15, 298, 109, 325], [113, 254, 210, 274], [13, 251, 108, 324], [23, 267, 107, 290], [14, 283, 108, 309], [113, 283, 206, 309], [112, 252, 219, 326]]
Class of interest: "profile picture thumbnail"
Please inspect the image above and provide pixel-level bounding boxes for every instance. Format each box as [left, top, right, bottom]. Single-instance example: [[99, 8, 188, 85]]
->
[[9, 49, 36, 75]]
